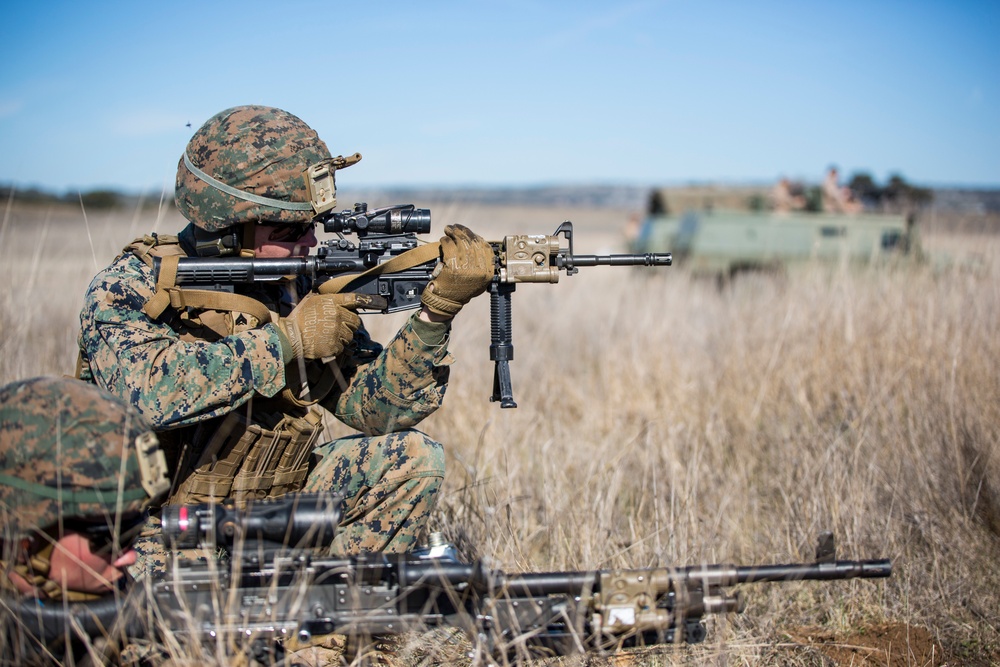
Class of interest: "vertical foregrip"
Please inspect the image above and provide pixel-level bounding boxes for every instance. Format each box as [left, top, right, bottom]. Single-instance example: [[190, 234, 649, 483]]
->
[[489, 282, 517, 408]]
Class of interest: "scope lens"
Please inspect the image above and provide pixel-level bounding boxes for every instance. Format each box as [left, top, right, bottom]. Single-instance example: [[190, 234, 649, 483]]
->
[[160, 504, 203, 549], [159, 493, 343, 550]]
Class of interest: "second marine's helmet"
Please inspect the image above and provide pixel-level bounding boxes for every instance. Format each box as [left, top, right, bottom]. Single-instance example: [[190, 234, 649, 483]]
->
[[175, 105, 335, 232], [0, 377, 170, 546]]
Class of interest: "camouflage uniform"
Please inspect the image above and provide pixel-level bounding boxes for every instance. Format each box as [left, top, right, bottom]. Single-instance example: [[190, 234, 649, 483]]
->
[[76, 106, 450, 559], [0, 376, 169, 598]]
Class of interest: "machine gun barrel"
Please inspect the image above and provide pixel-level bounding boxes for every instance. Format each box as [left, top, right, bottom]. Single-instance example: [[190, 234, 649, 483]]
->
[[497, 558, 891, 598], [735, 559, 892, 583]]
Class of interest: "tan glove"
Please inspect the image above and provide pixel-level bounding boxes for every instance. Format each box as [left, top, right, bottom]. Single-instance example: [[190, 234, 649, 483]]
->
[[277, 293, 362, 360], [420, 224, 495, 317]]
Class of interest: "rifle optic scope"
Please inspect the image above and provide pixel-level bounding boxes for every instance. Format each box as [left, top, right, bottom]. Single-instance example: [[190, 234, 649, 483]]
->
[[322, 202, 431, 236], [160, 492, 344, 550]]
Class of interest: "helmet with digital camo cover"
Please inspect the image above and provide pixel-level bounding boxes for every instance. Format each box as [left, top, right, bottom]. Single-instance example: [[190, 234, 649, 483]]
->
[[175, 105, 336, 232], [0, 377, 170, 547]]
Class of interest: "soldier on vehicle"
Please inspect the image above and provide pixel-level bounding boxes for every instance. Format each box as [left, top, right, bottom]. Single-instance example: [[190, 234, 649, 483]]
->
[[821, 165, 862, 214], [75, 106, 494, 565], [771, 177, 806, 213], [0, 376, 169, 599]]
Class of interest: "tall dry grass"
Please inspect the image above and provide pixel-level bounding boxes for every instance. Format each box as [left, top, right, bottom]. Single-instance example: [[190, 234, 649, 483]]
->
[[1, 198, 998, 664]]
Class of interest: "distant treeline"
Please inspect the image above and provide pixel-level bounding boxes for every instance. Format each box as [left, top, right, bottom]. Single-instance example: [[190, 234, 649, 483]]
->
[[0, 184, 170, 210], [2, 180, 997, 214], [845, 172, 934, 210]]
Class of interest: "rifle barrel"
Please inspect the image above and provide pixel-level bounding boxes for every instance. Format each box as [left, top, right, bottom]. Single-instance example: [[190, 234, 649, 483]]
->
[[565, 253, 672, 267]]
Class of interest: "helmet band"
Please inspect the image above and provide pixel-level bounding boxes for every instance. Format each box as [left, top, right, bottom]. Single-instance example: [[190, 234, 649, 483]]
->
[[0, 473, 148, 504], [183, 152, 314, 212]]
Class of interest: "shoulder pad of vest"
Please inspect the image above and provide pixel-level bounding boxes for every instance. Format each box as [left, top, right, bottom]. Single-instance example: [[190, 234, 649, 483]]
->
[[124, 234, 186, 267]]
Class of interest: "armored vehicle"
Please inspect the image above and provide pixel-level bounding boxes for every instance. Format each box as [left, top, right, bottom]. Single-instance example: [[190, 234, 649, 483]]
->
[[631, 207, 918, 278]]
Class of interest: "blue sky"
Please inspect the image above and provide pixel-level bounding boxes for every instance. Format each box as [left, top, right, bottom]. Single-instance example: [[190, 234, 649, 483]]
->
[[1, 1, 997, 194]]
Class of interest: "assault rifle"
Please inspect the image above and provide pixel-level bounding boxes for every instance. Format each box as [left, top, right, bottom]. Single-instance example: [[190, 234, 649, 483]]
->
[[154, 203, 672, 407], [11, 494, 891, 663]]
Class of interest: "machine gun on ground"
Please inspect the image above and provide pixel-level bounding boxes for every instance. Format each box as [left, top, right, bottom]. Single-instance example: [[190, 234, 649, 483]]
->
[[154, 203, 672, 407], [7, 494, 891, 664]]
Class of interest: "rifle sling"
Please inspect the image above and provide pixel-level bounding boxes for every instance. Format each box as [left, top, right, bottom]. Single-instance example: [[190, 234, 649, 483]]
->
[[144, 243, 441, 319], [317, 241, 441, 296]]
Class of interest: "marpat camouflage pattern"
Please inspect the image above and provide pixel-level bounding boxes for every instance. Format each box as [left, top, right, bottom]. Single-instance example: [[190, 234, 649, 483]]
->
[[0, 376, 159, 535], [176, 105, 333, 231]]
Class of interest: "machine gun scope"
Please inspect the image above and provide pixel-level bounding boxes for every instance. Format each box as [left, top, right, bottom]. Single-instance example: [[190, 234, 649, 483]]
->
[[161, 492, 343, 550]]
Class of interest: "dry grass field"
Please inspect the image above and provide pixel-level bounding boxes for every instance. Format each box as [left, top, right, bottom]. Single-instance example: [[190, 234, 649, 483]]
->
[[1, 196, 999, 665]]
